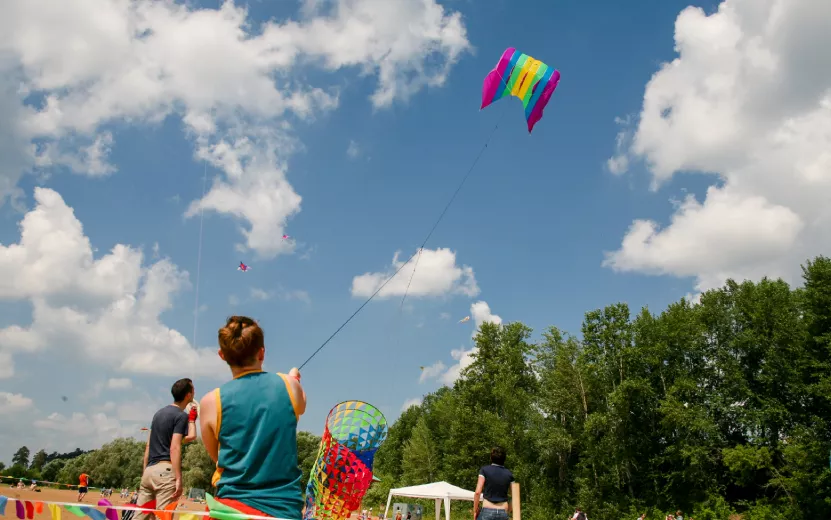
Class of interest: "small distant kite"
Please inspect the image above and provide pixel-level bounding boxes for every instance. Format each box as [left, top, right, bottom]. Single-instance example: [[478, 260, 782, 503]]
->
[[458, 316, 470, 324], [237, 262, 250, 272], [282, 234, 290, 240], [61, 396, 68, 402], [481, 47, 561, 133]]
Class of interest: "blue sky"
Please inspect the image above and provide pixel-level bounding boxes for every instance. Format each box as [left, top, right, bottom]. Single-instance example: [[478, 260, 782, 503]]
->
[[3, 0, 829, 465]]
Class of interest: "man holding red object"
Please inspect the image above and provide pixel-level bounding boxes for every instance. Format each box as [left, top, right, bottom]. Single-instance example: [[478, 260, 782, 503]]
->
[[137, 378, 198, 520]]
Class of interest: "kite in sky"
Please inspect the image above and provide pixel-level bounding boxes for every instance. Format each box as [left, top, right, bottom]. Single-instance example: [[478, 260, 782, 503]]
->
[[481, 47, 561, 133], [459, 316, 470, 323], [237, 262, 250, 272], [282, 234, 290, 240]]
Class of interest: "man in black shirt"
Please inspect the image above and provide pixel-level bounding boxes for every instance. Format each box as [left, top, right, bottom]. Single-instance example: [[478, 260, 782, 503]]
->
[[473, 446, 516, 520], [137, 378, 198, 518]]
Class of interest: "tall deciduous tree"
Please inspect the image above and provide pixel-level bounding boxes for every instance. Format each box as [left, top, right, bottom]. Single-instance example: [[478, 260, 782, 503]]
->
[[12, 447, 30, 468]]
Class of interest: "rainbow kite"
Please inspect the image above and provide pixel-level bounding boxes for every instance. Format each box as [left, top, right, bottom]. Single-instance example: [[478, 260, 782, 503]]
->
[[481, 47, 561, 133], [303, 401, 388, 520]]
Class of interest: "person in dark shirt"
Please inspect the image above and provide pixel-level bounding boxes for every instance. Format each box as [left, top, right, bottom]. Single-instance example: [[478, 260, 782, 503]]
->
[[137, 378, 198, 519], [473, 446, 516, 520]]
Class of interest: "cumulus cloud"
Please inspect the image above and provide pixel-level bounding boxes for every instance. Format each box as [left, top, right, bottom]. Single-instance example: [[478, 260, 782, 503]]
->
[[250, 288, 273, 301], [605, 0, 831, 292], [346, 140, 361, 159], [422, 300, 502, 385], [0, 188, 225, 377], [33, 411, 136, 452], [0, 392, 33, 415], [401, 397, 422, 411], [0, 0, 471, 255], [107, 378, 132, 390], [418, 361, 446, 383], [351, 248, 479, 299]]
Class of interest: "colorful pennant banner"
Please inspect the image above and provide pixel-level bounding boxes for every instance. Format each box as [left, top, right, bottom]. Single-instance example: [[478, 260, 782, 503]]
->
[[0, 496, 289, 520]]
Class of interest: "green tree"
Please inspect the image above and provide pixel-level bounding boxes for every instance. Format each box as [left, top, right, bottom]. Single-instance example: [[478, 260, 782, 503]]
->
[[12, 446, 30, 468], [401, 416, 438, 484], [297, 431, 322, 486], [183, 440, 216, 491], [30, 449, 48, 471], [41, 459, 66, 484]]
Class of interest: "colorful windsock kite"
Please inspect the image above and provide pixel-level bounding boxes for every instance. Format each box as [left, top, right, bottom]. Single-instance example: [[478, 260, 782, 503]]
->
[[481, 47, 561, 133], [304, 401, 388, 520]]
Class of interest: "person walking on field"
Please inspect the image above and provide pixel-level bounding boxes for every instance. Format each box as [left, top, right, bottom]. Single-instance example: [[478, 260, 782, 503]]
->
[[199, 316, 307, 520], [138, 378, 198, 518], [473, 447, 517, 520], [77, 473, 90, 502]]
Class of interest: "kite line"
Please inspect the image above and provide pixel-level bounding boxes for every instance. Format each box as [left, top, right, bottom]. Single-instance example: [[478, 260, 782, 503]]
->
[[192, 154, 208, 349], [298, 103, 510, 371]]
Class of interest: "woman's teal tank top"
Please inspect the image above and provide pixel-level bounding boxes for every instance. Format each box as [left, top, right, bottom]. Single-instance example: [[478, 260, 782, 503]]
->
[[212, 370, 303, 519]]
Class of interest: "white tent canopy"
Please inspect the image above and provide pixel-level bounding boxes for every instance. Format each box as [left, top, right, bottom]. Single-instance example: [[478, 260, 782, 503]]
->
[[383, 482, 475, 520]]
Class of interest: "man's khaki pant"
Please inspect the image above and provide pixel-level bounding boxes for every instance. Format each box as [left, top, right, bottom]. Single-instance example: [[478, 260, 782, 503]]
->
[[137, 462, 177, 520]]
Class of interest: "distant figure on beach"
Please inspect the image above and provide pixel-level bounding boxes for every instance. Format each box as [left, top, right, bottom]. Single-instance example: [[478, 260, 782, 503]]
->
[[77, 473, 90, 502]]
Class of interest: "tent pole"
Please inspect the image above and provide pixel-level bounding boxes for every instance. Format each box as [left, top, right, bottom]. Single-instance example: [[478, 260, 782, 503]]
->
[[384, 491, 393, 520], [511, 483, 520, 520]]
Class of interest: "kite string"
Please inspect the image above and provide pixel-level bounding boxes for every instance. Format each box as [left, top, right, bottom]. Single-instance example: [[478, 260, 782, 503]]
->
[[192, 154, 208, 349], [299, 102, 510, 371], [395, 68, 512, 313]]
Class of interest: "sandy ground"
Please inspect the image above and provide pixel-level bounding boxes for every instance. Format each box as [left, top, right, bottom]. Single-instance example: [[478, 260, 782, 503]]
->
[[0, 486, 206, 520]]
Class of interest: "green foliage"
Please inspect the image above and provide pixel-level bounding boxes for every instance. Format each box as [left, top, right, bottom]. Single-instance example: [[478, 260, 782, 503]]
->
[[30, 449, 48, 471], [297, 431, 322, 487], [12, 446, 30, 468], [183, 440, 216, 491], [368, 257, 831, 519]]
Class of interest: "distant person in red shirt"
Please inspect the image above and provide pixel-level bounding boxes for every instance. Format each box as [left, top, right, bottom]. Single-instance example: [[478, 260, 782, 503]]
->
[[78, 473, 90, 502]]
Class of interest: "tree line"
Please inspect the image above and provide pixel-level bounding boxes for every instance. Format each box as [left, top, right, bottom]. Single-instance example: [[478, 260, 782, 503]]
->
[[3, 432, 322, 493], [6, 257, 831, 519], [365, 257, 831, 520]]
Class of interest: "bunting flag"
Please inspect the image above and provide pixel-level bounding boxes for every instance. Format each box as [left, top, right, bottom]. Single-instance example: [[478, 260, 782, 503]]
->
[[97, 499, 118, 520], [0, 496, 281, 520]]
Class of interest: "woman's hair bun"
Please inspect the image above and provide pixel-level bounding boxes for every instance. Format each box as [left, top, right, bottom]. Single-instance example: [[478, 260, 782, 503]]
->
[[218, 316, 263, 367]]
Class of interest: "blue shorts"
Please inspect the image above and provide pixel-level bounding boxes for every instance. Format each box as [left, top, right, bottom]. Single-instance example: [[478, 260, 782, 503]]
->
[[478, 509, 509, 520]]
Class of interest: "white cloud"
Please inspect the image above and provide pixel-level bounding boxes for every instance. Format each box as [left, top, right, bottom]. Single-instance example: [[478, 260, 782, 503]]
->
[[0, 187, 225, 377], [419, 361, 446, 383], [440, 345, 477, 385], [351, 247, 479, 299], [607, 116, 633, 175], [107, 378, 132, 390], [0, 392, 33, 415], [248, 286, 310, 304], [280, 288, 312, 304], [470, 300, 502, 331], [605, 0, 831, 292], [250, 288, 273, 301], [346, 140, 361, 159], [0, 0, 471, 256], [34, 411, 134, 451], [401, 397, 422, 412], [422, 300, 502, 385]]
